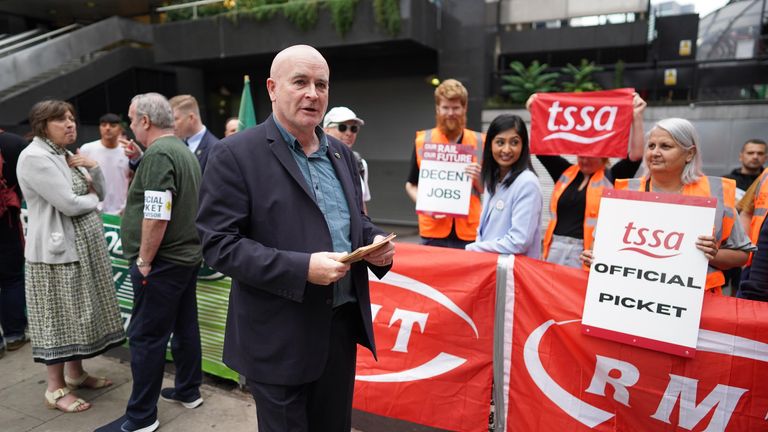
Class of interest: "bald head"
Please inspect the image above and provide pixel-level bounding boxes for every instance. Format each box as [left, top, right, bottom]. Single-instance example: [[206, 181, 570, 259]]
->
[[270, 45, 328, 80], [266, 44, 330, 143]]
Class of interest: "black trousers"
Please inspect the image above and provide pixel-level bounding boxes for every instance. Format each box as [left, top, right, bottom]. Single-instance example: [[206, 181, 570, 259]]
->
[[247, 303, 361, 432], [126, 258, 203, 424], [739, 217, 768, 301]]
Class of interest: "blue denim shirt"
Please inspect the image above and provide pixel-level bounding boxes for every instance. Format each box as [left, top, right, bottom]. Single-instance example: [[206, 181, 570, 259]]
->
[[274, 117, 354, 306]]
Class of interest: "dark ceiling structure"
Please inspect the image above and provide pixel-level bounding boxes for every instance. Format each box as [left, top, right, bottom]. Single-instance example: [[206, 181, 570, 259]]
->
[[0, 0, 166, 24]]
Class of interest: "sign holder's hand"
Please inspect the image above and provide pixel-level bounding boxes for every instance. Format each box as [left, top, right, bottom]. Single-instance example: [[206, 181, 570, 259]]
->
[[695, 235, 719, 261], [465, 162, 483, 193]]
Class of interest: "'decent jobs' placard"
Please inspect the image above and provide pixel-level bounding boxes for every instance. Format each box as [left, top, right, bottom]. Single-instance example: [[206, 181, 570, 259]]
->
[[415, 143, 474, 217], [582, 189, 716, 358]]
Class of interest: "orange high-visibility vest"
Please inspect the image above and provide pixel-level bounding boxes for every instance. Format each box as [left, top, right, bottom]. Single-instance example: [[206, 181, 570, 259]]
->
[[414, 128, 484, 241], [747, 168, 768, 266], [542, 165, 613, 265], [615, 176, 737, 294]]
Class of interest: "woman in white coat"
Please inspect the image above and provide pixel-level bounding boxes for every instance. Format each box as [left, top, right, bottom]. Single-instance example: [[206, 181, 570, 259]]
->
[[17, 100, 124, 413]]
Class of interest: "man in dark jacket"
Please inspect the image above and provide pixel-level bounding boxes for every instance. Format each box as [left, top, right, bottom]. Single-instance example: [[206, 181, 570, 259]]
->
[[197, 45, 395, 431], [724, 139, 767, 199], [0, 130, 28, 357], [169, 94, 220, 173]]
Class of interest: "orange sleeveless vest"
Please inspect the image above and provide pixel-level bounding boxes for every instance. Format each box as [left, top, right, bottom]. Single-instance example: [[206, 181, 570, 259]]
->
[[615, 176, 736, 294], [414, 128, 484, 241], [542, 165, 612, 266], [747, 168, 768, 266]]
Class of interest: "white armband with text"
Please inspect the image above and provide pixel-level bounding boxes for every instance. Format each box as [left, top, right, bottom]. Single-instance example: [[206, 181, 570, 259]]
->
[[144, 190, 172, 220]]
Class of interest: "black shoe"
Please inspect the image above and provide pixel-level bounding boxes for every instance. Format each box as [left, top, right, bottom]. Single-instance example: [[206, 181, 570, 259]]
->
[[94, 415, 159, 432], [6, 335, 29, 351], [160, 387, 203, 409]]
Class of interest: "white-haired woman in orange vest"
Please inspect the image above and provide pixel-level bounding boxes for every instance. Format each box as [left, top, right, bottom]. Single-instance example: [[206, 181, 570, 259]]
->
[[528, 93, 647, 269], [582, 118, 754, 294]]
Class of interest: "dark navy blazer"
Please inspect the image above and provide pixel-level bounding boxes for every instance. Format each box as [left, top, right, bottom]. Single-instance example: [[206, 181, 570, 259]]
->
[[196, 115, 389, 385], [194, 129, 219, 173]]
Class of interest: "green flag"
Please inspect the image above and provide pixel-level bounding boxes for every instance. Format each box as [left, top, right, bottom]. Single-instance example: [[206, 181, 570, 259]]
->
[[237, 75, 257, 131]]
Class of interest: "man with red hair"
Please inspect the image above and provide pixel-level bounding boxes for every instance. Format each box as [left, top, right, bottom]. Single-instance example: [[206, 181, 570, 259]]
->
[[405, 79, 484, 248]]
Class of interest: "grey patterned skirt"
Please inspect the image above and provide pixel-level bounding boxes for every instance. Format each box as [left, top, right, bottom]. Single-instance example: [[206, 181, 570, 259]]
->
[[26, 210, 125, 364]]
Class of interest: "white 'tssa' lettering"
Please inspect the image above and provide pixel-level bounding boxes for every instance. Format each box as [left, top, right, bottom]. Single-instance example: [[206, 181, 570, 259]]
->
[[547, 101, 618, 132]]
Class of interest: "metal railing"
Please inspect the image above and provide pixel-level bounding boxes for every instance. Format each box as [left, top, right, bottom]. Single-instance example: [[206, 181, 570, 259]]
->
[[0, 28, 43, 50], [490, 55, 768, 104], [156, 0, 226, 19], [0, 24, 80, 59], [0, 17, 152, 94]]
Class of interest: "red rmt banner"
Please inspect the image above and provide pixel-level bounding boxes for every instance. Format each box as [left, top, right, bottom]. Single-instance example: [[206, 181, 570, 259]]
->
[[353, 243, 497, 432], [504, 256, 768, 432], [530, 88, 635, 158]]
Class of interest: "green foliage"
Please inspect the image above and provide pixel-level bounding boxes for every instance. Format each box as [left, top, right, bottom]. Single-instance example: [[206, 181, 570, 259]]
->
[[328, 0, 358, 36], [373, 0, 401, 36], [560, 59, 603, 93], [283, 0, 319, 30], [484, 95, 516, 109], [235, 0, 280, 21], [163, 0, 362, 37], [501, 60, 559, 103], [613, 59, 625, 89]]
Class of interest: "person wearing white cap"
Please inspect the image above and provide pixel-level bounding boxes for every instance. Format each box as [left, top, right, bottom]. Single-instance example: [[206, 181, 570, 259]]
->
[[324, 106, 371, 212]]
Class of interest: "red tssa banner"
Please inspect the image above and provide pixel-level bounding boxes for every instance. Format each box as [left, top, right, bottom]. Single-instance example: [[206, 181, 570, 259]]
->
[[530, 88, 634, 158]]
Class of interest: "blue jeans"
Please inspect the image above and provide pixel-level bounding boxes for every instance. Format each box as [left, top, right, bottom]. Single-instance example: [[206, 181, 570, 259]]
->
[[0, 272, 27, 347]]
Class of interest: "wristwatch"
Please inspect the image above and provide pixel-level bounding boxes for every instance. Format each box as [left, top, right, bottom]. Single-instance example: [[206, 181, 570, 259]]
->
[[136, 257, 151, 268]]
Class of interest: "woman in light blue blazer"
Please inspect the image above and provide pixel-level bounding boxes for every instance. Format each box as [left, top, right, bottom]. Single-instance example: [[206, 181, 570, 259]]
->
[[466, 115, 543, 257]]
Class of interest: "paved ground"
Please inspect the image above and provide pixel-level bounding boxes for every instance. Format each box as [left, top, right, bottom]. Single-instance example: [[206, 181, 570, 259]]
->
[[0, 342, 259, 432], [0, 224, 428, 432]]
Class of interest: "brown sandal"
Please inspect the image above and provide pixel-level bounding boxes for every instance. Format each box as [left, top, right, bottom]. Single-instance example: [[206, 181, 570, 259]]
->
[[44, 387, 90, 413]]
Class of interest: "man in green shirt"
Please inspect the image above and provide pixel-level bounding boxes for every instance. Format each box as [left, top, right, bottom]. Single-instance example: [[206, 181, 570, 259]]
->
[[97, 93, 203, 432]]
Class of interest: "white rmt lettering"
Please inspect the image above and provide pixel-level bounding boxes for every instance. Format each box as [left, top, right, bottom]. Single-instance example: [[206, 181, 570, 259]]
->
[[370, 303, 383, 322], [650, 374, 748, 432], [585, 355, 640, 407], [388, 308, 429, 353]]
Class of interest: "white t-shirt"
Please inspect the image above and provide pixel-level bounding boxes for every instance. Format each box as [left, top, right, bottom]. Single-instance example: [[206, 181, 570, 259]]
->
[[79, 140, 131, 215], [360, 158, 371, 202]]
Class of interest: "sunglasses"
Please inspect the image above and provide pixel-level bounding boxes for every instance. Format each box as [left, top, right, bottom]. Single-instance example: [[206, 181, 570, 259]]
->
[[334, 123, 359, 133]]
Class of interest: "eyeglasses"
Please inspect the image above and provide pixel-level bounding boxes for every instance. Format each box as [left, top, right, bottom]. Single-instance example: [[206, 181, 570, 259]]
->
[[334, 123, 359, 134]]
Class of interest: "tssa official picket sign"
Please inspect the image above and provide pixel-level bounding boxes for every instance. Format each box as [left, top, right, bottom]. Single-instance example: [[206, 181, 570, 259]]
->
[[530, 88, 634, 158], [415, 142, 474, 216], [582, 189, 716, 357]]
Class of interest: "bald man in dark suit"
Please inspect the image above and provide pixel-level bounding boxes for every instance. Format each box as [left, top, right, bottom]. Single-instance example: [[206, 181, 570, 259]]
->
[[196, 44, 395, 431]]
